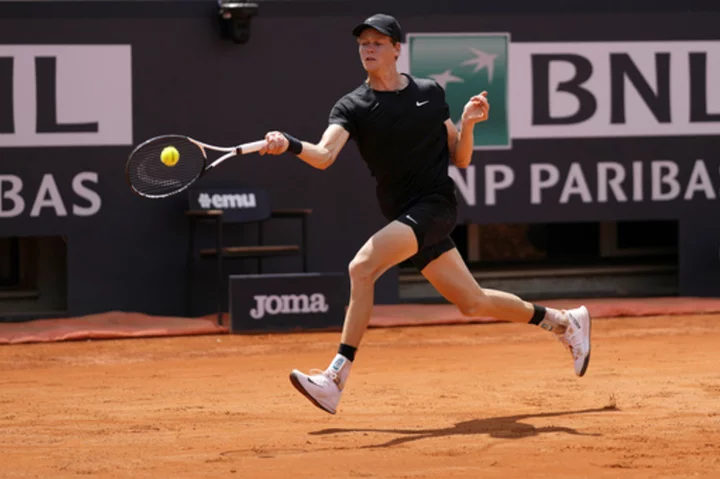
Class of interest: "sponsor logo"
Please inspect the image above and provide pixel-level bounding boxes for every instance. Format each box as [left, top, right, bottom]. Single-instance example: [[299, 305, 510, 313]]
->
[[399, 36, 720, 207], [569, 314, 582, 330], [0, 172, 101, 218], [249, 293, 330, 320], [400, 38, 720, 146], [0, 45, 132, 147], [448, 158, 720, 207], [197, 192, 256, 210], [403, 33, 510, 149], [511, 41, 720, 140], [330, 356, 346, 372]]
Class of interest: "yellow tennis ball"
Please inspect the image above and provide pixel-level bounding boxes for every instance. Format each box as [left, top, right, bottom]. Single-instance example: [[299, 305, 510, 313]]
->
[[161, 146, 179, 167]]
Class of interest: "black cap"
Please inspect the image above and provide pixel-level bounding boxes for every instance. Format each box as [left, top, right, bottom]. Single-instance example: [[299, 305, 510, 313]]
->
[[352, 13, 403, 43]]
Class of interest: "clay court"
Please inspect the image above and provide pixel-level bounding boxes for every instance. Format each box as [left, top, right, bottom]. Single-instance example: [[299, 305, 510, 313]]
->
[[2, 301, 720, 478]]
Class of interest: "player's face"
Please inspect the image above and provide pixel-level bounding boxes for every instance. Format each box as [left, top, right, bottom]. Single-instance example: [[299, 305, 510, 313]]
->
[[357, 29, 399, 72]]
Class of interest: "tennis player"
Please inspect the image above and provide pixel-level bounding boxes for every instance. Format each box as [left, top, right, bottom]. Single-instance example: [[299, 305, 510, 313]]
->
[[259, 13, 591, 415]]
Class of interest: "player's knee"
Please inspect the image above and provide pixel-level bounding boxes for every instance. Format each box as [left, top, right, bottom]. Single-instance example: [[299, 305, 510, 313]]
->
[[457, 293, 490, 318], [348, 256, 374, 286]]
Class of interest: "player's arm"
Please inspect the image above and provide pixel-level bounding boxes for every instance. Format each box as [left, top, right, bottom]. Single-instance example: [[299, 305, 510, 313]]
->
[[446, 118, 474, 169], [260, 125, 349, 170], [447, 91, 490, 169]]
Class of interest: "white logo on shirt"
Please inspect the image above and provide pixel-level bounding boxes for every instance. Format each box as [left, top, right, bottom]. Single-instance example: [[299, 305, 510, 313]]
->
[[416, 100, 429, 107]]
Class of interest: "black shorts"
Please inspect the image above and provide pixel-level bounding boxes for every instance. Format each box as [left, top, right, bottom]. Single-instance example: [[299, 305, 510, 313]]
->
[[396, 194, 458, 271]]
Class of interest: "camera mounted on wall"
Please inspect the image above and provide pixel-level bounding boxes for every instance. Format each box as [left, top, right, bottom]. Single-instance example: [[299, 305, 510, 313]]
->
[[217, 1, 259, 44]]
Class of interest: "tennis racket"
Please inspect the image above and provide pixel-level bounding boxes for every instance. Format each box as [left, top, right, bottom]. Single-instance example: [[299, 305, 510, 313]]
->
[[125, 134, 267, 199]]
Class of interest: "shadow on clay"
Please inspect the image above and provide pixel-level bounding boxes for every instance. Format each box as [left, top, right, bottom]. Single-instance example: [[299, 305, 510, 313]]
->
[[309, 406, 618, 449]]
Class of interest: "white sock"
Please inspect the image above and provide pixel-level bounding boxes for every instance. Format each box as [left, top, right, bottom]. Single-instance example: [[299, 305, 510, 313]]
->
[[327, 354, 352, 390], [538, 308, 569, 334]]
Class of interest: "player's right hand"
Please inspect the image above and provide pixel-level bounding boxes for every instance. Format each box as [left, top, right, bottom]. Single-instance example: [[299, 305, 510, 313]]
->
[[260, 131, 289, 155]]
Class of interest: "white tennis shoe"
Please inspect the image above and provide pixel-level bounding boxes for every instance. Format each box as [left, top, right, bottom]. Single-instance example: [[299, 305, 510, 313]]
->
[[289, 355, 351, 415], [558, 306, 592, 377]]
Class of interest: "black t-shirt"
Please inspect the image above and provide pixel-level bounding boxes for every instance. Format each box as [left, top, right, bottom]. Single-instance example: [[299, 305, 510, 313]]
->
[[328, 74, 457, 220]]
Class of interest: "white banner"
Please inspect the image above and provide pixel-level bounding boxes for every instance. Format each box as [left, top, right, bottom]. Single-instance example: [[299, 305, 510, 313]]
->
[[0, 45, 132, 147], [510, 41, 720, 139], [400, 38, 720, 142]]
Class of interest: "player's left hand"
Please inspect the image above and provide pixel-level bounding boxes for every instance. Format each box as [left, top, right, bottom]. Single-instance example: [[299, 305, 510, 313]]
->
[[461, 91, 490, 125]]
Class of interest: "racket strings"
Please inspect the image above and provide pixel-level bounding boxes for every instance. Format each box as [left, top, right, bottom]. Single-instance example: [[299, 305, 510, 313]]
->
[[126, 136, 206, 198]]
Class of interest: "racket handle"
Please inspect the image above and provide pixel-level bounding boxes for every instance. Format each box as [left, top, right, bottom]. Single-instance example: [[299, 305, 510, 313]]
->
[[239, 140, 267, 154]]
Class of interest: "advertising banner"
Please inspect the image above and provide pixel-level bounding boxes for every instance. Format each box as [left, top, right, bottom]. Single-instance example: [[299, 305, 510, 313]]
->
[[400, 37, 720, 222]]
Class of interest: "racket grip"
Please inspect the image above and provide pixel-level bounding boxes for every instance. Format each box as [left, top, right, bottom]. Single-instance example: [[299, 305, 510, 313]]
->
[[239, 140, 267, 154]]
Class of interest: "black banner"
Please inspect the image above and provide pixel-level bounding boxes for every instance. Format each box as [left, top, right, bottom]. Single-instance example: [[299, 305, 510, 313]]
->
[[0, 6, 719, 320], [229, 273, 349, 333]]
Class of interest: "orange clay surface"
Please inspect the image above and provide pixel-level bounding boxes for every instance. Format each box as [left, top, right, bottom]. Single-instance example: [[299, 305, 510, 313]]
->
[[2, 314, 720, 478]]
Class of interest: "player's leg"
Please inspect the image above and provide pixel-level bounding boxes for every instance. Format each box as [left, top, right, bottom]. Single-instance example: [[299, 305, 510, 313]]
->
[[418, 244, 591, 377], [340, 221, 418, 347], [418, 244, 552, 324], [289, 219, 419, 414]]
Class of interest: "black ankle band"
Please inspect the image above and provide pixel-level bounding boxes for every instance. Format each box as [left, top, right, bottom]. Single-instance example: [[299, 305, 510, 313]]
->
[[338, 343, 357, 362], [529, 304, 546, 325]]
